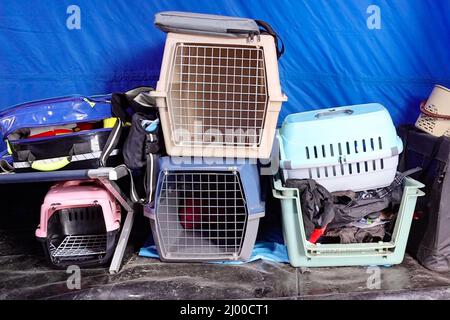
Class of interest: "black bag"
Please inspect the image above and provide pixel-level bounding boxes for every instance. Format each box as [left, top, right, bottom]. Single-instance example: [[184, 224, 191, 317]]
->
[[9, 128, 125, 172], [111, 87, 164, 204], [398, 125, 450, 271]]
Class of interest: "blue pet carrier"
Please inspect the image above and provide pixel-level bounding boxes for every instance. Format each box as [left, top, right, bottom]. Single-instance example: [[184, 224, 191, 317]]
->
[[144, 157, 265, 262]]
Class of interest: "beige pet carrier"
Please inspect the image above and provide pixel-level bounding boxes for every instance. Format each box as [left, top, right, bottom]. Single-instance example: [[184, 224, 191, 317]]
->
[[415, 85, 450, 137], [150, 32, 287, 159]]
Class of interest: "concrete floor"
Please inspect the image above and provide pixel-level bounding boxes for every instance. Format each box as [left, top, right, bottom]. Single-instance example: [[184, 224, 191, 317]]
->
[[1, 182, 450, 300], [2, 227, 450, 300]]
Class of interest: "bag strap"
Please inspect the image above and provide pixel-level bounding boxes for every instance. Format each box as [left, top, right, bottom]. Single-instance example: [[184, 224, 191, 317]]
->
[[119, 154, 159, 205], [99, 118, 123, 167], [254, 20, 285, 59]]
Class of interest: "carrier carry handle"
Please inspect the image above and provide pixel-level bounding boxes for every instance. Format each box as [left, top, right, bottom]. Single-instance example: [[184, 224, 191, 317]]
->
[[315, 108, 354, 119], [419, 101, 450, 120], [254, 19, 285, 59]]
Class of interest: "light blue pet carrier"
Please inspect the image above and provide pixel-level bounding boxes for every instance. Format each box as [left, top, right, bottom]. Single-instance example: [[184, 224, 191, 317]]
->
[[278, 103, 404, 192]]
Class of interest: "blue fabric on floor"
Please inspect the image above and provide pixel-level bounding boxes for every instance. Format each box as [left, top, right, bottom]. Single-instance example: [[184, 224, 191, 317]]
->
[[138, 239, 289, 264]]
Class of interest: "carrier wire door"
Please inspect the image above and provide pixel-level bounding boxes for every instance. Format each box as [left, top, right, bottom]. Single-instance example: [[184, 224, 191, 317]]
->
[[151, 33, 287, 158], [145, 157, 265, 261]]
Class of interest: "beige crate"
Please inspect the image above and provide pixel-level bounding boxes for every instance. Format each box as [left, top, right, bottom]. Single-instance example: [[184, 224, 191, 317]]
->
[[151, 32, 287, 159], [415, 85, 450, 137]]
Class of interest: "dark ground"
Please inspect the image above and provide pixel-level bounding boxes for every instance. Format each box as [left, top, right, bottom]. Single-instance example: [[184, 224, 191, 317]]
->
[[1, 182, 450, 300]]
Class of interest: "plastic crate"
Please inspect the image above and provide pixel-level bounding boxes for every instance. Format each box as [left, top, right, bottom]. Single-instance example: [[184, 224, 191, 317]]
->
[[279, 103, 404, 192], [144, 157, 265, 262], [272, 175, 424, 267], [150, 32, 287, 159], [35, 180, 121, 268], [415, 85, 450, 137]]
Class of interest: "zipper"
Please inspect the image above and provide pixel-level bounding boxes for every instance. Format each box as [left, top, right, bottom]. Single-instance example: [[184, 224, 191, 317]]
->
[[0, 95, 111, 117], [1, 101, 112, 137]]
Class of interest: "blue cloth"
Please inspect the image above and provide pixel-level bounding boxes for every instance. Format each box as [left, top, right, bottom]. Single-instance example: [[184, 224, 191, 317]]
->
[[1, 0, 450, 129], [138, 239, 290, 264]]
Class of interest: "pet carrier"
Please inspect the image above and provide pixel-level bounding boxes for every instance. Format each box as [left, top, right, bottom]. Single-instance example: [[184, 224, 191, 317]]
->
[[144, 157, 265, 262], [278, 103, 404, 192], [35, 180, 122, 268], [0, 95, 124, 172], [272, 175, 424, 267], [415, 85, 450, 137], [150, 12, 287, 159]]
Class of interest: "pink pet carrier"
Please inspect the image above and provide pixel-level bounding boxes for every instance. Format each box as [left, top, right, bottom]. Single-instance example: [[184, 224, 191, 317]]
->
[[35, 180, 122, 268]]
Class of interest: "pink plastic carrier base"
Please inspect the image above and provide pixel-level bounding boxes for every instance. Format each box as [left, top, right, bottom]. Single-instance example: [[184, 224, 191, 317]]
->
[[35, 180, 121, 268], [36, 180, 121, 238]]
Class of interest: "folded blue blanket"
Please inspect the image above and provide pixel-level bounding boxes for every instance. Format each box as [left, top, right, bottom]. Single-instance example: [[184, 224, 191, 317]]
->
[[139, 240, 289, 264]]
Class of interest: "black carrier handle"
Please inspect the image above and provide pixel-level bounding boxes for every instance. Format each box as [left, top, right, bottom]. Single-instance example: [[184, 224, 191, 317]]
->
[[254, 19, 285, 59]]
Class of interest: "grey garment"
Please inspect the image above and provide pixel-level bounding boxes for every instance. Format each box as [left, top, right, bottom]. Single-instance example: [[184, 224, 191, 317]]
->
[[330, 197, 390, 229], [323, 224, 386, 244], [7, 128, 30, 141], [398, 125, 450, 272], [154, 11, 260, 37], [285, 179, 336, 239]]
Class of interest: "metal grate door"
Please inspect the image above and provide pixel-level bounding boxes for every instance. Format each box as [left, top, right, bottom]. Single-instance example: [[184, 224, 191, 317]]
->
[[167, 43, 268, 147], [156, 171, 248, 259]]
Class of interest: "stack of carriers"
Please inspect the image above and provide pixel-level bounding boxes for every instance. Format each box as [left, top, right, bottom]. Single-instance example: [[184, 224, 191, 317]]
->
[[273, 104, 424, 267], [145, 11, 287, 262]]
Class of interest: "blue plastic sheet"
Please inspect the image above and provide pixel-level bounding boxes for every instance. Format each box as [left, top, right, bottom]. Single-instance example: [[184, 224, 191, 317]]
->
[[1, 0, 449, 127]]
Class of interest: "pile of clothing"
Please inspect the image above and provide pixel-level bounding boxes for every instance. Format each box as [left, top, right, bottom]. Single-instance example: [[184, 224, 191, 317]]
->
[[285, 168, 421, 244]]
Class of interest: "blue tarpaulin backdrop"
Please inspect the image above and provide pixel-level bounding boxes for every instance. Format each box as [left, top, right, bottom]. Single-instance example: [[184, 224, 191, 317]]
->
[[1, 0, 450, 127]]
